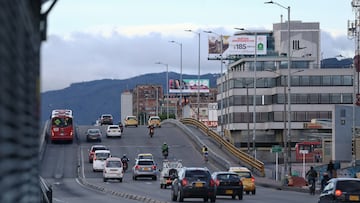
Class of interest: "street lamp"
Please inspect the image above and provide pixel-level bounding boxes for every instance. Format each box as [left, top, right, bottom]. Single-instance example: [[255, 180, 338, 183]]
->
[[234, 27, 258, 158], [185, 29, 201, 120], [265, 0, 292, 175], [204, 30, 224, 136], [155, 62, 169, 119], [169, 40, 183, 118]]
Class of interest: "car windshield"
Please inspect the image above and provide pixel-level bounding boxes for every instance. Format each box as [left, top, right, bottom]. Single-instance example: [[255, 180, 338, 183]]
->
[[337, 180, 360, 193], [185, 170, 209, 180], [217, 174, 240, 181], [234, 171, 252, 178], [96, 153, 110, 160], [92, 147, 107, 152], [106, 160, 121, 168], [88, 129, 100, 134], [128, 117, 136, 120], [138, 160, 154, 165]]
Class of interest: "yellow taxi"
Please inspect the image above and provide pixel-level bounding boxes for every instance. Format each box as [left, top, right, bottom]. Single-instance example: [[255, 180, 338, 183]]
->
[[124, 115, 138, 127], [148, 116, 161, 128], [229, 167, 256, 195]]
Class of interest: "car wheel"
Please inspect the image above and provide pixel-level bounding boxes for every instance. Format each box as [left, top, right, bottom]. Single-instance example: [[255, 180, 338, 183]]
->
[[179, 190, 184, 202], [103, 178, 107, 182], [160, 184, 163, 189], [231, 195, 236, 199], [119, 178, 122, 182], [210, 196, 216, 202], [171, 189, 177, 201], [152, 176, 157, 181], [246, 191, 250, 195], [252, 189, 256, 195], [203, 197, 208, 202]]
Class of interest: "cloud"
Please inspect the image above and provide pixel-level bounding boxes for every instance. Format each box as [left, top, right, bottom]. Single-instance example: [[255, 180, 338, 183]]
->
[[41, 25, 354, 92]]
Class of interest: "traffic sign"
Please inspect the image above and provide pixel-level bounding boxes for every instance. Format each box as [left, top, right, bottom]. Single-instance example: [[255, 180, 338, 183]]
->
[[271, 145, 283, 153]]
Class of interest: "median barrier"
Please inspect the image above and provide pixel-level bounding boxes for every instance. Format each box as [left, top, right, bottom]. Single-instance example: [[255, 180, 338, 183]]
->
[[180, 118, 265, 177]]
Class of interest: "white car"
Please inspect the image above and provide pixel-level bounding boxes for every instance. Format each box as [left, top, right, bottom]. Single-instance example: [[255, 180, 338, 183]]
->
[[92, 150, 111, 172], [103, 157, 124, 182], [106, 125, 122, 138]]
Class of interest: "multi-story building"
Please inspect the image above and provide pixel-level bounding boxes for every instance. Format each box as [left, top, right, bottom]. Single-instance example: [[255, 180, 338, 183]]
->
[[217, 20, 355, 161], [133, 85, 163, 125]]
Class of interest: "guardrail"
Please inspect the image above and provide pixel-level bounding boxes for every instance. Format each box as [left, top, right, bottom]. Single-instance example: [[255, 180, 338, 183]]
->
[[180, 118, 265, 177]]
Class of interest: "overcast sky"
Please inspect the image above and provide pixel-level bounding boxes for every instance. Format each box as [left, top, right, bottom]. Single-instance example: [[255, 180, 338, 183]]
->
[[41, 0, 355, 92]]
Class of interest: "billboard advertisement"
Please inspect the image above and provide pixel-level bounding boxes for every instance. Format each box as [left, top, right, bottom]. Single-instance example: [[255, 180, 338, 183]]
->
[[207, 35, 267, 57], [169, 79, 210, 93]]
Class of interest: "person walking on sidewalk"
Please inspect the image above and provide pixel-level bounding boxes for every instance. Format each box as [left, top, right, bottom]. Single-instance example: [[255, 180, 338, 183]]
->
[[327, 160, 335, 178]]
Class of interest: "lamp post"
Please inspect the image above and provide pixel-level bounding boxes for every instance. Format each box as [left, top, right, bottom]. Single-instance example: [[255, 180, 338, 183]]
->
[[266, 69, 303, 177], [169, 41, 183, 118], [204, 30, 224, 136], [155, 62, 169, 119], [265, 0, 292, 175], [234, 27, 258, 158], [185, 29, 201, 120]]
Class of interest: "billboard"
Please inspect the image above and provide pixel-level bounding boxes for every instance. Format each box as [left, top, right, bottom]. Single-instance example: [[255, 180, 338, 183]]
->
[[207, 35, 267, 58], [169, 79, 210, 93]]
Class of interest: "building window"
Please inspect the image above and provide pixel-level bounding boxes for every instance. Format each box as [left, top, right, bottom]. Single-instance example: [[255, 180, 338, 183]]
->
[[332, 76, 341, 86], [310, 76, 321, 86]]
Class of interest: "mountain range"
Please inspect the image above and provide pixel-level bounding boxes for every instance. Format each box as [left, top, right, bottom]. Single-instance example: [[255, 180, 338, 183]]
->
[[41, 72, 218, 125]]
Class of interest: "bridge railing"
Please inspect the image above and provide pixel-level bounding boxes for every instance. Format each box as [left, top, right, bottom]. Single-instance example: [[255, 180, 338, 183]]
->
[[181, 118, 265, 177]]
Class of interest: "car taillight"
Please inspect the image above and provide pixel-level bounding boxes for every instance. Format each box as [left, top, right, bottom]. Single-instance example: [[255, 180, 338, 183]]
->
[[251, 176, 255, 182], [152, 165, 156, 170], [135, 165, 140, 170], [239, 180, 243, 186], [210, 179, 216, 187], [181, 178, 188, 186], [335, 189, 342, 197], [215, 179, 220, 186]]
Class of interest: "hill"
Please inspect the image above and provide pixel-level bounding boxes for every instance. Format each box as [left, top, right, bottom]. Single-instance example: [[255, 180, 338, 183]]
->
[[41, 72, 218, 124]]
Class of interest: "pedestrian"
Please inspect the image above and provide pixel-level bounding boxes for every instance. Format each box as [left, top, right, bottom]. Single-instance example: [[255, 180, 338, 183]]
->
[[327, 160, 334, 178]]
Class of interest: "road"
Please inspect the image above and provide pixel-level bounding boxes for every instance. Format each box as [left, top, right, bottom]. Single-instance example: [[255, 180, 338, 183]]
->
[[40, 123, 319, 203]]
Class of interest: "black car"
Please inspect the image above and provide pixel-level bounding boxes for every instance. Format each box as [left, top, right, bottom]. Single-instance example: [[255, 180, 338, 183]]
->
[[171, 167, 216, 202], [318, 178, 360, 203], [86, 128, 102, 142], [211, 171, 243, 200]]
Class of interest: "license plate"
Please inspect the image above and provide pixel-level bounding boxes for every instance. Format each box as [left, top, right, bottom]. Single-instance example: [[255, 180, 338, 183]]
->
[[143, 167, 150, 171], [225, 190, 233, 194], [350, 195, 359, 201], [195, 182, 203, 187]]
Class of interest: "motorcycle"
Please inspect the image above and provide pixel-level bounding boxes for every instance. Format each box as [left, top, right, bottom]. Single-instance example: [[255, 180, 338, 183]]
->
[[118, 122, 124, 133], [149, 126, 154, 138], [204, 152, 209, 162], [162, 150, 168, 159], [122, 159, 128, 172]]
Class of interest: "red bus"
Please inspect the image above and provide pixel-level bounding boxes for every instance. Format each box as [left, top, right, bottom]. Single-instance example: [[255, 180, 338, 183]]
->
[[295, 141, 322, 163], [50, 109, 74, 143]]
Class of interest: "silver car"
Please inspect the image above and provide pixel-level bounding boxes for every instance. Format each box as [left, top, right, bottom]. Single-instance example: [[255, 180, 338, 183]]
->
[[132, 159, 157, 180]]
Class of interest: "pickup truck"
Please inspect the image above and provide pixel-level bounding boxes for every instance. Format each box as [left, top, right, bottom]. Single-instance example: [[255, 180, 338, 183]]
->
[[159, 160, 183, 189]]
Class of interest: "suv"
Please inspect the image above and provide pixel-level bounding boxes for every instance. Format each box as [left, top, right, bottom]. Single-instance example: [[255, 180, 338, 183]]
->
[[171, 167, 216, 202], [132, 159, 157, 180], [103, 157, 124, 182], [318, 178, 360, 203], [100, 114, 113, 125], [229, 167, 256, 195]]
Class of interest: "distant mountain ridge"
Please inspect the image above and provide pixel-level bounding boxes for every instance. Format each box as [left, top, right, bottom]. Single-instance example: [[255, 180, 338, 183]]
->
[[41, 72, 218, 125]]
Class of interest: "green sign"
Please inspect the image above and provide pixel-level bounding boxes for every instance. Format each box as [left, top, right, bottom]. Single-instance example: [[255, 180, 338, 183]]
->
[[271, 145, 283, 153]]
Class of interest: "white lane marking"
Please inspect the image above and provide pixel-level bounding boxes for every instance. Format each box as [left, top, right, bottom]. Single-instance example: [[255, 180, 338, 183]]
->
[[80, 146, 85, 179]]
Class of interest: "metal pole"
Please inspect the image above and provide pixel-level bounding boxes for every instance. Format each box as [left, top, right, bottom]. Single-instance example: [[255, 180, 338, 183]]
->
[[283, 75, 288, 176], [246, 85, 250, 153], [220, 35, 224, 137], [166, 64, 169, 119], [287, 6, 292, 176], [180, 43, 183, 118], [197, 32, 201, 121], [253, 32, 257, 158]]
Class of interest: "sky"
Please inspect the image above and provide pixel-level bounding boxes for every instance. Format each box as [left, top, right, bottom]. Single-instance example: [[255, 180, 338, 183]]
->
[[41, 0, 356, 92]]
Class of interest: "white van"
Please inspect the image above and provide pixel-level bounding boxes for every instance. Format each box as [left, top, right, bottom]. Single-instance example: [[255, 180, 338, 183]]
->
[[92, 150, 111, 172]]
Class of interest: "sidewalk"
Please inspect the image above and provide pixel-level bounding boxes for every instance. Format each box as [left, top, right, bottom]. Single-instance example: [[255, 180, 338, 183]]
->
[[185, 124, 313, 193]]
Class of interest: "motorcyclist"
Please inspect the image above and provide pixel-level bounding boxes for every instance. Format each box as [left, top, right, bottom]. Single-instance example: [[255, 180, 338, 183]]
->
[[121, 154, 129, 171], [162, 142, 169, 158], [321, 172, 331, 190], [148, 124, 155, 135], [202, 145, 209, 161]]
